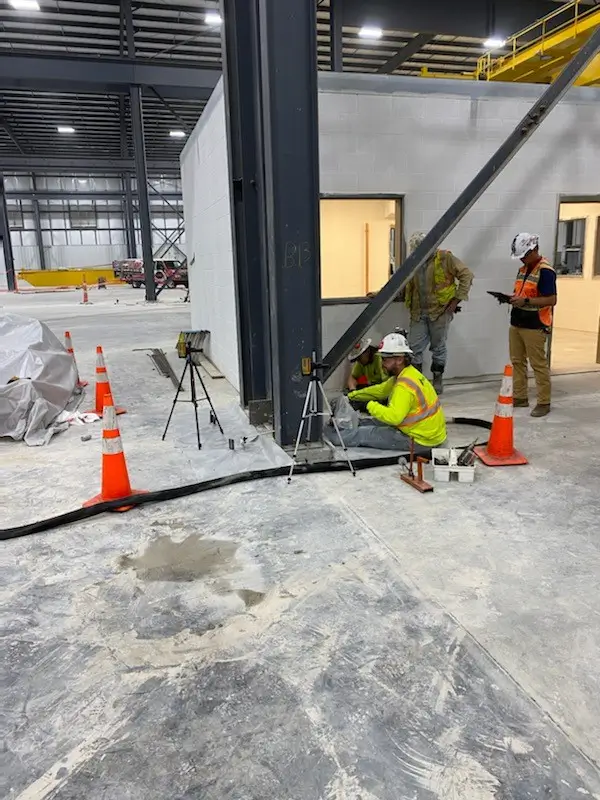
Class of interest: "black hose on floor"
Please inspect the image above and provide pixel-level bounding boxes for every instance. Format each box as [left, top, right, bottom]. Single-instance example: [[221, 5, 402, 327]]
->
[[1, 417, 491, 541]]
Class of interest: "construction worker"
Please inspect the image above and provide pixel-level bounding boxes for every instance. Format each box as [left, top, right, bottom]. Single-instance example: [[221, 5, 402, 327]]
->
[[509, 232, 557, 417], [347, 338, 386, 391], [402, 232, 473, 394], [330, 330, 446, 452]]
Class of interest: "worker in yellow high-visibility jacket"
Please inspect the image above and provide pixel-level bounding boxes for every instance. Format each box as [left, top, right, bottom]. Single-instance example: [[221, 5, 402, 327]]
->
[[330, 330, 447, 452]]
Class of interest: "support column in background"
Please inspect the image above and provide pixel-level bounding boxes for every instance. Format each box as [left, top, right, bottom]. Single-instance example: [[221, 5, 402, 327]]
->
[[129, 86, 156, 302], [257, 0, 322, 446], [0, 176, 15, 290], [330, 0, 344, 72], [221, 0, 270, 408], [31, 173, 46, 271], [122, 172, 137, 258]]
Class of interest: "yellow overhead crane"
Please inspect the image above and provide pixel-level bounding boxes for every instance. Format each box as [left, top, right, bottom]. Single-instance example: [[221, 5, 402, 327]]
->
[[421, 0, 600, 86]]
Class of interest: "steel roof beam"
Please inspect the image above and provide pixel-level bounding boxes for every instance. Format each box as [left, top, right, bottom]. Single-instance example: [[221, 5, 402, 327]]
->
[[0, 53, 220, 99], [0, 156, 180, 172], [377, 33, 434, 73]]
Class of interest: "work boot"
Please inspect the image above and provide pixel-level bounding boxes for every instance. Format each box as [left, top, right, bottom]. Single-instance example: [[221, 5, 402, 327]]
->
[[432, 372, 443, 395], [531, 404, 551, 418], [513, 398, 529, 408]]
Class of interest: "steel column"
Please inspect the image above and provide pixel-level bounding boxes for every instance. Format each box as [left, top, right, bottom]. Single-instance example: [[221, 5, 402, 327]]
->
[[31, 173, 46, 271], [324, 27, 600, 379], [129, 86, 156, 301], [221, 0, 270, 407], [330, 0, 344, 72], [256, 0, 322, 445], [0, 176, 16, 291], [122, 172, 137, 258]]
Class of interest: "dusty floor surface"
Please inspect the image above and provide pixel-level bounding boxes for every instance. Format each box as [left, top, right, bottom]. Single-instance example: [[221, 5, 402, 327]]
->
[[2, 286, 600, 799]]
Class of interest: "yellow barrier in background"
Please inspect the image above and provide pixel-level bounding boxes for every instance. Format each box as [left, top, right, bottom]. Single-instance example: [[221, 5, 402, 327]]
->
[[17, 267, 124, 288]]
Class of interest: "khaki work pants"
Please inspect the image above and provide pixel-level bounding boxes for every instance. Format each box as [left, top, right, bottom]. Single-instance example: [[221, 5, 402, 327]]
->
[[509, 326, 551, 405]]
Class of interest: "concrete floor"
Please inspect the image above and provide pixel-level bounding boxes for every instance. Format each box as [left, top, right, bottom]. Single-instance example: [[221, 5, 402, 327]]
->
[[2, 286, 600, 799]]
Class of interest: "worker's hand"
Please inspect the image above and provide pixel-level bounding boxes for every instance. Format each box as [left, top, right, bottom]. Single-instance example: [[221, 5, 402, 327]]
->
[[446, 298, 460, 316], [509, 294, 526, 307]]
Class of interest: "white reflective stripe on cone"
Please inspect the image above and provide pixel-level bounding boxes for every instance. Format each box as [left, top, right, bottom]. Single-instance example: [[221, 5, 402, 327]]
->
[[499, 376, 513, 398], [102, 436, 123, 455], [97, 375, 109, 384], [97, 354, 106, 367], [104, 405, 117, 430], [495, 401, 513, 418]]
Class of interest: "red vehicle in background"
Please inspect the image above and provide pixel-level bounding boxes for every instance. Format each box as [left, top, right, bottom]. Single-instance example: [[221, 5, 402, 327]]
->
[[113, 258, 188, 289]]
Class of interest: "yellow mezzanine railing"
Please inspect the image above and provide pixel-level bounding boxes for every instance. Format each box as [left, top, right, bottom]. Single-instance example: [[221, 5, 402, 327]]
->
[[475, 0, 600, 85]]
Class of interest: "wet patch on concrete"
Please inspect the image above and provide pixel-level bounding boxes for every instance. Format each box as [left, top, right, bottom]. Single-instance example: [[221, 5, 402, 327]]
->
[[119, 535, 240, 583], [237, 589, 265, 607]]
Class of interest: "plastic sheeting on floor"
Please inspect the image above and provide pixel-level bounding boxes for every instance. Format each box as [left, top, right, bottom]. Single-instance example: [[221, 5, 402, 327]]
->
[[0, 313, 79, 446]]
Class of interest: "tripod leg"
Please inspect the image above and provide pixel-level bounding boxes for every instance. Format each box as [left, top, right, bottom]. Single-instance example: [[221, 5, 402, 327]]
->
[[318, 381, 356, 477], [193, 362, 224, 435], [287, 381, 313, 483], [189, 358, 202, 450], [162, 358, 188, 441]]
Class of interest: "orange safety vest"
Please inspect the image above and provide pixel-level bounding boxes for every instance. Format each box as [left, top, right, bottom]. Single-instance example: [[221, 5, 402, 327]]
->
[[395, 375, 441, 429], [513, 257, 555, 328]]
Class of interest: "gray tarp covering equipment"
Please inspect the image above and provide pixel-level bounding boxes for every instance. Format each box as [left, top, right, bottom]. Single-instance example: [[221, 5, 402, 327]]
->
[[0, 313, 78, 445]]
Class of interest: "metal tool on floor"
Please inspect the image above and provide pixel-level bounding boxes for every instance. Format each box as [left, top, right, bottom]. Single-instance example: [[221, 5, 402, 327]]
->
[[288, 351, 356, 483], [162, 342, 224, 450], [400, 438, 433, 493]]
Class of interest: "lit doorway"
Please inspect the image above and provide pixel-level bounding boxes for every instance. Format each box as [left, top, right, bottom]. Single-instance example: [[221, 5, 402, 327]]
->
[[551, 199, 600, 374]]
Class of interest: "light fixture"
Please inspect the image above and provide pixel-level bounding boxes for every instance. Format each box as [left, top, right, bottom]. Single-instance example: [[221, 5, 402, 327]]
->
[[57, 126, 75, 134], [484, 37, 506, 49], [169, 130, 186, 138], [77, 178, 88, 184], [9, 0, 40, 9], [204, 11, 222, 25], [358, 26, 383, 39]]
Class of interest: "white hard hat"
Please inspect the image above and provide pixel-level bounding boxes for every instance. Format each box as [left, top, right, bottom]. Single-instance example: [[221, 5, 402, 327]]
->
[[378, 331, 413, 357], [348, 337, 372, 362], [409, 232, 426, 253], [511, 232, 539, 260]]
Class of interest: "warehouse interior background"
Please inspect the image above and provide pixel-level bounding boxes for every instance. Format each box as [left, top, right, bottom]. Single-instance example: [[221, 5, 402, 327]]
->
[[3, 1, 600, 798]]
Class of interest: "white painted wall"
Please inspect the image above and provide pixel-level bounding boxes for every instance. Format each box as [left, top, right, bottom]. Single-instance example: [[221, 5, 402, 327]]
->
[[184, 73, 600, 390], [180, 80, 240, 390]]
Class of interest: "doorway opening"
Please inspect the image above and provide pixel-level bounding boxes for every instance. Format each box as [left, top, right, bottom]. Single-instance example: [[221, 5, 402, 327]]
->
[[551, 199, 600, 374], [319, 196, 402, 299]]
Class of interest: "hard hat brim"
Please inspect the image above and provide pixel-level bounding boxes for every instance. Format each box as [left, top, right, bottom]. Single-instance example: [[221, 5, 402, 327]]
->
[[348, 338, 372, 361]]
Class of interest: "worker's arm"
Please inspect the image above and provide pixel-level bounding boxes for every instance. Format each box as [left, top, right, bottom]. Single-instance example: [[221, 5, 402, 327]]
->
[[347, 375, 358, 391], [366, 385, 413, 427], [348, 377, 395, 403], [347, 362, 363, 391], [447, 252, 474, 303]]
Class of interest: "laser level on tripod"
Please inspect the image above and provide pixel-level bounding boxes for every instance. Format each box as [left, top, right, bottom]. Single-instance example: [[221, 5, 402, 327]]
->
[[288, 351, 356, 482], [163, 342, 224, 450]]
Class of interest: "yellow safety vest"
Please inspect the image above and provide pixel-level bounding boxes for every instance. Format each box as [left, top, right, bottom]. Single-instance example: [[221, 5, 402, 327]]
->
[[394, 365, 446, 446], [405, 251, 457, 316]]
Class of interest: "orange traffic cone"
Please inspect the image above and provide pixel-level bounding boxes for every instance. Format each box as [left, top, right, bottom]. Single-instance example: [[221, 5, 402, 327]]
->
[[64, 330, 88, 388], [84, 393, 146, 510], [86, 346, 126, 416], [474, 365, 528, 467]]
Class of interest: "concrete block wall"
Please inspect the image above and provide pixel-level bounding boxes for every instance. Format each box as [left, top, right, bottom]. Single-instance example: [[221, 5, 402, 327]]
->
[[183, 72, 600, 390], [318, 73, 600, 380], [180, 80, 240, 390]]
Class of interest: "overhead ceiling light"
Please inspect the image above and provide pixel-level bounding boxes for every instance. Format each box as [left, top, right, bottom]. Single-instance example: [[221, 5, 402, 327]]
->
[[9, 0, 40, 9], [169, 130, 186, 138], [57, 126, 75, 133], [358, 26, 383, 39], [484, 37, 506, 49], [77, 178, 88, 184], [204, 11, 222, 25]]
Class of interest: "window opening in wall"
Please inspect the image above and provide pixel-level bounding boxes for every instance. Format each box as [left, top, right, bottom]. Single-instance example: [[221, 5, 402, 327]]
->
[[69, 200, 98, 230], [551, 200, 600, 375], [7, 199, 24, 230], [555, 217, 586, 275], [319, 196, 402, 300]]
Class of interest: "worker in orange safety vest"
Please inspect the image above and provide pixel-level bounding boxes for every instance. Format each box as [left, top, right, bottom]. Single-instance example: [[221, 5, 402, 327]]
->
[[509, 232, 557, 418]]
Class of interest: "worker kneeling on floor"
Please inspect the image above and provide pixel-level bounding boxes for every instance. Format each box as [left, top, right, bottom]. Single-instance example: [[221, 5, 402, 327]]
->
[[330, 330, 447, 452]]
